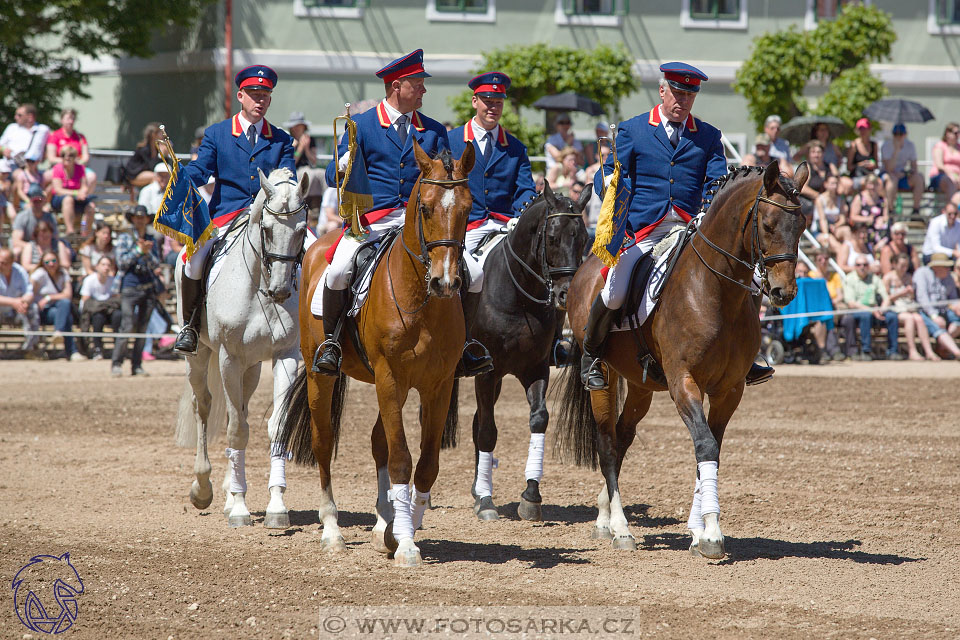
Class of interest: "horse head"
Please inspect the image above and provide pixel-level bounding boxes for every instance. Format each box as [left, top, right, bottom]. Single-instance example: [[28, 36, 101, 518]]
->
[[530, 183, 590, 311], [752, 161, 808, 307], [251, 167, 309, 303], [412, 140, 474, 298]]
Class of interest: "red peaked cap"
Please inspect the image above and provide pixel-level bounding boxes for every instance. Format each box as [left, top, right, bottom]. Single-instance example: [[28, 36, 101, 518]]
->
[[659, 62, 708, 93]]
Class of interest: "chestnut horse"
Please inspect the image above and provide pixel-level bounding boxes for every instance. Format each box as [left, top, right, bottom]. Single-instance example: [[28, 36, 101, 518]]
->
[[278, 141, 475, 567], [556, 161, 808, 560]]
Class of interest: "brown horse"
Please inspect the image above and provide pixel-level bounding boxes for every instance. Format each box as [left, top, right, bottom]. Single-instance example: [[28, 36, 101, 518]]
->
[[278, 141, 475, 567], [556, 161, 808, 560]]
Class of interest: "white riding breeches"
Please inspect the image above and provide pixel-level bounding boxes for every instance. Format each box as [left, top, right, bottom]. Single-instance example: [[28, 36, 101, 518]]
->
[[462, 217, 506, 294], [600, 210, 687, 310], [183, 228, 219, 280], [325, 208, 405, 291]]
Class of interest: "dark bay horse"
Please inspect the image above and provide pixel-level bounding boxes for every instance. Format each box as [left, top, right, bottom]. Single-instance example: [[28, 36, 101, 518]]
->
[[467, 184, 590, 521], [557, 161, 808, 559], [279, 141, 475, 567]]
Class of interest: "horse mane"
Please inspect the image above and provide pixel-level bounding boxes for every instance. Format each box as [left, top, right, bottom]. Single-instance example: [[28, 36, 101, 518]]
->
[[267, 167, 295, 184], [433, 148, 455, 177], [706, 164, 798, 212]]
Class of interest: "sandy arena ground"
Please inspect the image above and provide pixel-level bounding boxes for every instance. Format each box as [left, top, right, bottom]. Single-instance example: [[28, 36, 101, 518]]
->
[[1, 358, 958, 638]]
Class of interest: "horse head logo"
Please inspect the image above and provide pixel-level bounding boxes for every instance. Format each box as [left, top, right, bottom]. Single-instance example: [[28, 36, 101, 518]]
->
[[12, 553, 84, 635]]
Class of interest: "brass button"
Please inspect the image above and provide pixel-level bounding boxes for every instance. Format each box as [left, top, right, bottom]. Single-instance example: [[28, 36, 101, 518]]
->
[[669, 196, 674, 201], [400, 162, 405, 168], [669, 178, 674, 184], [670, 161, 675, 166], [485, 172, 490, 177], [484, 189, 489, 194], [400, 178, 404, 184]]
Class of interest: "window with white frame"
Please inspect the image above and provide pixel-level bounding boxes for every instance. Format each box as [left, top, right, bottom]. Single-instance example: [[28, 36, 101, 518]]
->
[[427, 0, 496, 23], [804, 0, 871, 30], [294, 0, 365, 19], [554, 0, 625, 27], [680, 0, 747, 30], [929, 0, 960, 33]]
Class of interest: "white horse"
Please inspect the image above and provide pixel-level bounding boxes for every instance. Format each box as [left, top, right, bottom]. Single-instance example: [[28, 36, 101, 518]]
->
[[175, 167, 309, 528]]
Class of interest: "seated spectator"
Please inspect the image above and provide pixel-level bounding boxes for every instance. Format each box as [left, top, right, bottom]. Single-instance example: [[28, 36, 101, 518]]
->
[[764, 115, 792, 169], [547, 146, 585, 193], [794, 260, 830, 362], [797, 140, 837, 227], [0, 247, 40, 352], [879, 221, 920, 276], [913, 252, 960, 358], [544, 114, 582, 172], [532, 172, 545, 194], [814, 173, 849, 253], [880, 123, 923, 216], [50, 146, 96, 237], [10, 183, 59, 262], [137, 162, 170, 214], [0, 159, 14, 231], [740, 133, 770, 168], [122, 122, 163, 188], [79, 255, 121, 360], [840, 256, 899, 360], [13, 152, 46, 212], [848, 173, 888, 247], [0, 103, 50, 196], [921, 200, 960, 263], [20, 219, 71, 272], [45, 107, 97, 194], [30, 250, 82, 361], [846, 118, 879, 191], [808, 250, 845, 360], [794, 122, 850, 194], [929, 122, 960, 200], [78, 222, 115, 276], [838, 223, 877, 274], [883, 252, 938, 361]]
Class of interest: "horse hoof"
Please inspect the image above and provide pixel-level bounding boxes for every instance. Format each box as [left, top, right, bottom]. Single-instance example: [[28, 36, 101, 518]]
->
[[263, 512, 290, 529], [228, 514, 253, 528], [689, 542, 702, 557], [517, 497, 542, 522], [393, 549, 423, 568], [592, 527, 614, 540], [473, 496, 499, 521], [321, 536, 347, 553], [383, 521, 399, 553], [189, 480, 213, 510], [698, 537, 725, 559], [611, 535, 637, 551]]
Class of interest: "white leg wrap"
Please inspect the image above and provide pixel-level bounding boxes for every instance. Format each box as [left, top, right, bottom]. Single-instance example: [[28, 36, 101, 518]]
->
[[268, 454, 286, 489], [524, 433, 546, 482], [698, 461, 719, 516], [225, 448, 246, 493], [475, 451, 495, 498], [412, 490, 430, 530], [388, 483, 414, 543], [687, 477, 704, 531]]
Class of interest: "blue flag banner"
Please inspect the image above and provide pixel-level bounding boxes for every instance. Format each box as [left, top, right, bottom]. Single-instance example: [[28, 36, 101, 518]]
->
[[152, 153, 215, 260], [591, 160, 631, 267]]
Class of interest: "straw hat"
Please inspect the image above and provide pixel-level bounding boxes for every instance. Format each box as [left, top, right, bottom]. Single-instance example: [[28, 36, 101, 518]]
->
[[927, 252, 955, 268]]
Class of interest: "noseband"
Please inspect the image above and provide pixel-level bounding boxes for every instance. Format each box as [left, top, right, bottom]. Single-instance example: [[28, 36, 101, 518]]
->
[[250, 180, 307, 294], [503, 210, 583, 306], [691, 182, 802, 294]]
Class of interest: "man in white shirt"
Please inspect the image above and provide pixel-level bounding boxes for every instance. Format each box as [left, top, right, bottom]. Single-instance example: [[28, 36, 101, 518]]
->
[[880, 123, 924, 215], [0, 247, 39, 351], [0, 104, 50, 172], [921, 200, 960, 262], [137, 162, 170, 214]]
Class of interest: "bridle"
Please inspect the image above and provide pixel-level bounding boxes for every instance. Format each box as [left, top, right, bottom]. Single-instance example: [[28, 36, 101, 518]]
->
[[503, 208, 583, 306], [691, 181, 802, 294], [248, 179, 307, 295], [389, 174, 469, 314]]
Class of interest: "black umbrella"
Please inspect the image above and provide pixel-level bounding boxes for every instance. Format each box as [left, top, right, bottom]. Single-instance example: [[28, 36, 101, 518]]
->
[[779, 115, 847, 146], [863, 98, 934, 124], [532, 92, 604, 117]]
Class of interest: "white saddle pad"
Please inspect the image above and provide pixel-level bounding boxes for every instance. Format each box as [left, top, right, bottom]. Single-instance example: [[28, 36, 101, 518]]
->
[[611, 227, 686, 332], [309, 237, 383, 318], [471, 232, 507, 270]]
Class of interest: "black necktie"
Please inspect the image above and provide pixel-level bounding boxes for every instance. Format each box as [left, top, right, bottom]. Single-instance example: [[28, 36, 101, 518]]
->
[[396, 115, 408, 147], [482, 131, 493, 162], [247, 124, 256, 149], [668, 122, 681, 148]]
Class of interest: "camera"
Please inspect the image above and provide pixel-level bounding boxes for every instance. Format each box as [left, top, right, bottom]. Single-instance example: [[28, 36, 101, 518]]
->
[[12, 152, 26, 169]]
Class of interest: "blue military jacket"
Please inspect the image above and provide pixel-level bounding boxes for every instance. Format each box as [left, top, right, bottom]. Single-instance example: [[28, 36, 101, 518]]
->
[[185, 114, 295, 223], [594, 106, 726, 239], [324, 101, 449, 224], [449, 121, 537, 228]]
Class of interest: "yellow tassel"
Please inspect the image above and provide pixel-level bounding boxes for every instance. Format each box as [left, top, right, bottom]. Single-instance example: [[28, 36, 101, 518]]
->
[[590, 162, 621, 268]]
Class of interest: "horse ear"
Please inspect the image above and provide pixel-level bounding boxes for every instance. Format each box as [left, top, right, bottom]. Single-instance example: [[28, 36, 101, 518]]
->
[[542, 181, 559, 209], [297, 168, 309, 200], [413, 139, 432, 176], [457, 142, 475, 177], [762, 160, 780, 194], [259, 168, 276, 200], [577, 183, 592, 213], [793, 161, 809, 193]]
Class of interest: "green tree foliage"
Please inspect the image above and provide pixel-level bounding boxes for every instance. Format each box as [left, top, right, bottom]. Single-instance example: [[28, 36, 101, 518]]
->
[[448, 43, 637, 153], [0, 0, 215, 123], [734, 4, 895, 133]]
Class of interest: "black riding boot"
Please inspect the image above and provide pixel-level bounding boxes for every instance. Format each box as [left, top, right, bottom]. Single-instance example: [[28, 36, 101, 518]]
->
[[580, 296, 618, 391], [747, 290, 774, 385], [174, 276, 203, 356], [456, 290, 493, 378], [312, 286, 349, 376]]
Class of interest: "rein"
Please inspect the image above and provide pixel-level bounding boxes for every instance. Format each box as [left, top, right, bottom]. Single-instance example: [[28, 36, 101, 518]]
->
[[502, 210, 582, 306], [388, 174, 469, 315], [690, 182, 801, 294]]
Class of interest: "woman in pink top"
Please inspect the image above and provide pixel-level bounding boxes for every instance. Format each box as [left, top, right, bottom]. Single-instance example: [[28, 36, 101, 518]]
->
[[930, 122, 960, 199], [45, 108, 98, 194], [50, 146, 96, 236]]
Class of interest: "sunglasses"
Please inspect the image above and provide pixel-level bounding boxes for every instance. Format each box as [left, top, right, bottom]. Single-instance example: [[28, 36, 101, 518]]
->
[[950, 129, 959, 134], [855, 263, 869, 267], [43, 259, 58, 265]]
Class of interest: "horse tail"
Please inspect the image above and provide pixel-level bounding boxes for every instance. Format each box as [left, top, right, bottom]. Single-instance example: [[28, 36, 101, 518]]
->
[[276, 365, 317, 466], [441, 379, 460, 449], [330, 373, 348, 458], [552, 342, 599, 470], [175, 380, 198, 448]]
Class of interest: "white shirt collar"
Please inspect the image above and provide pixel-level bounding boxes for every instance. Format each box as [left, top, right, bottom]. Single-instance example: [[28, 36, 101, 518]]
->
[[237, 113, 263, 136], [471, 117, 499, 142], [381, 100, 413, 125], [659, 106, 685, 134]]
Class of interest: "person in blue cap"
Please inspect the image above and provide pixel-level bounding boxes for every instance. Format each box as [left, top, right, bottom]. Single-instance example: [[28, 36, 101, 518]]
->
[[316, 49, 492, 377], [173, 64, 295, 355], [580, 62, 773, 390]]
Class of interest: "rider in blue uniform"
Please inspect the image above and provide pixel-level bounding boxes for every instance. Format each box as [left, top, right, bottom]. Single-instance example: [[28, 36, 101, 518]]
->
[[581, 62, 774, 390], [313, 49, 493, 377], [449, 72, 537, 329], [174, 64, 296, 355]]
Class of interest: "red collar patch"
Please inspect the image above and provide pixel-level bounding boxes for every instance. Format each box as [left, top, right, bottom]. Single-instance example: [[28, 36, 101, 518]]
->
[[647, 107, 698, 132], [377, 102, 426, 132]]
